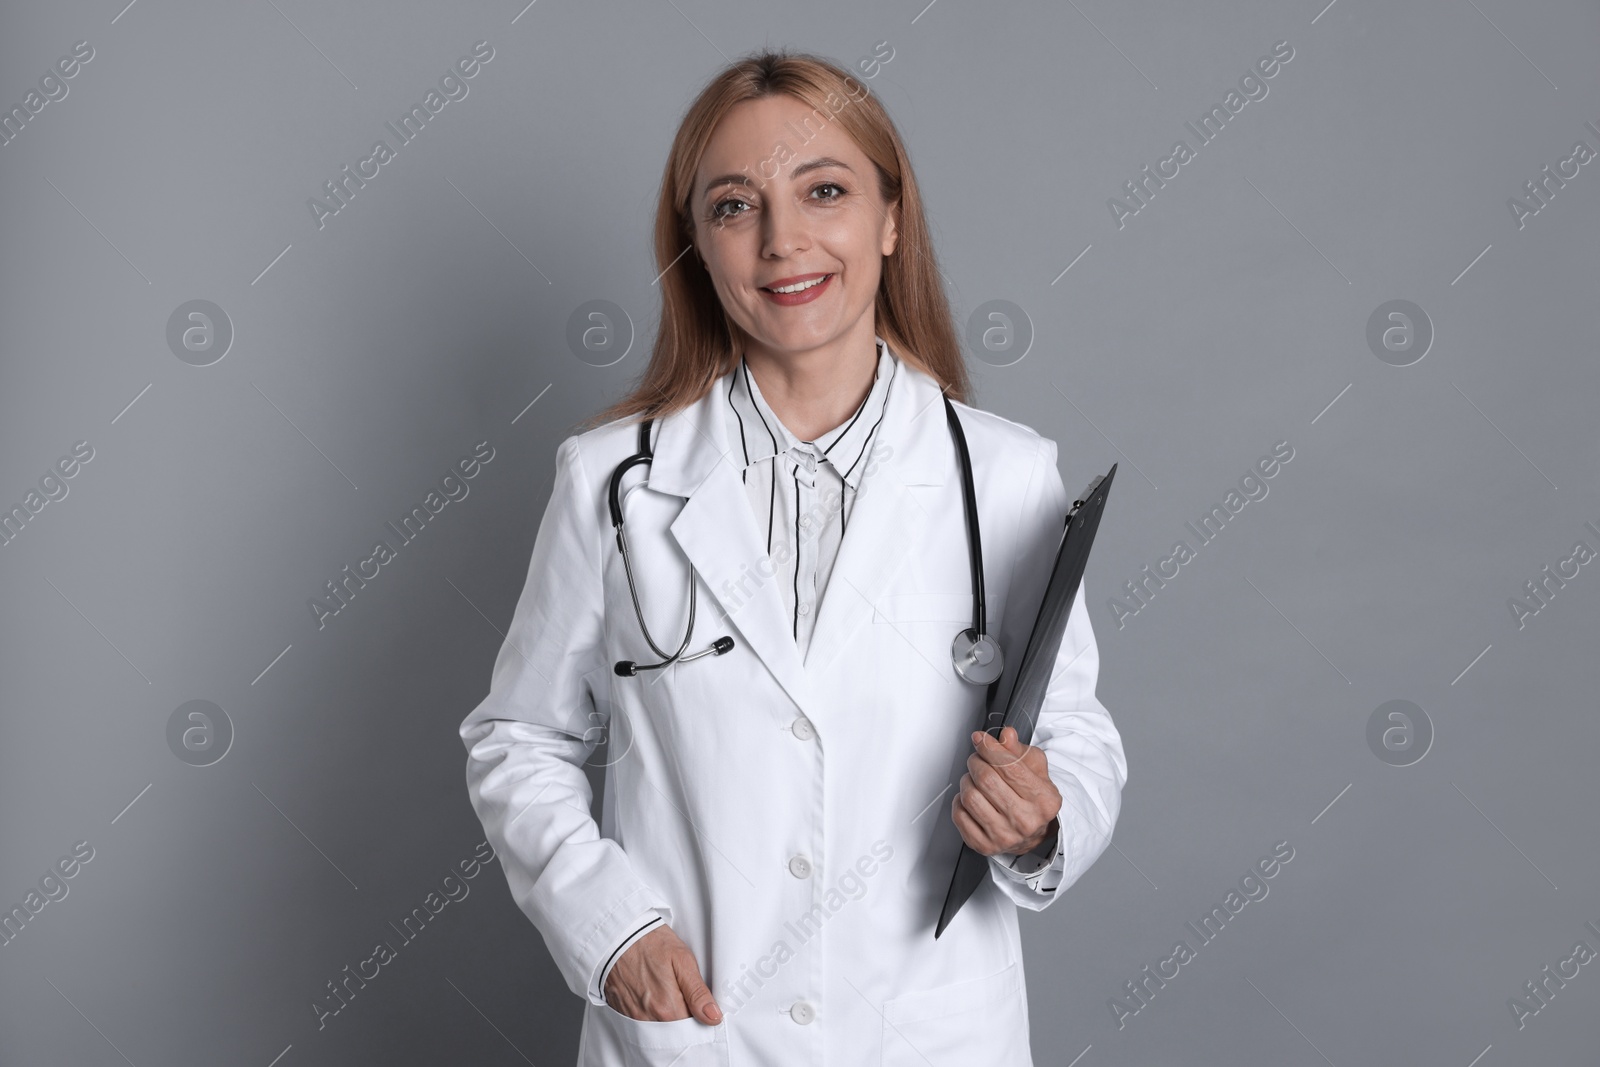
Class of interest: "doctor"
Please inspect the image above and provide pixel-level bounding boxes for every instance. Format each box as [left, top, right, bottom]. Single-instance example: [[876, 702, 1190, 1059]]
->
[[460, 50, 1127, 1066]]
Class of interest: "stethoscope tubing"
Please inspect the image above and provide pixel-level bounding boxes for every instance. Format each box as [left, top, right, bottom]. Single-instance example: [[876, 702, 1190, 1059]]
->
[[607, 392, 999, 684], [943, 392, 987, 639], [609, 418, 732, 675]]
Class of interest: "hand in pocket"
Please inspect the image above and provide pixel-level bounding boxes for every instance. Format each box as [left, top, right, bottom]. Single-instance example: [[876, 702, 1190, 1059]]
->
[[604, 924, 723, 1024]]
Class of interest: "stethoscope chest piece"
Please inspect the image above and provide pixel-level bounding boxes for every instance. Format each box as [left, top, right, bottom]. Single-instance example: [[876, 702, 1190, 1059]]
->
[[951, 629, 1004, 685]]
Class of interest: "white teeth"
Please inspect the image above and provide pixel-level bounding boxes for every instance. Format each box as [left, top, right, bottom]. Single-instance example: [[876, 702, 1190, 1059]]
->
[[769, 275, 828, 294]]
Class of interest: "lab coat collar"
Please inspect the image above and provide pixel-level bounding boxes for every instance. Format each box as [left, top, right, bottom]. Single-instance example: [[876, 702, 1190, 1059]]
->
[[726, 336, 896, 493], [644, 336, 948, 497], [643, 336, 954, 721]]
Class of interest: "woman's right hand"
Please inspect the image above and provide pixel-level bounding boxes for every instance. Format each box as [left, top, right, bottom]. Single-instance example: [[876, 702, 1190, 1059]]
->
[[603, 924, 724, 1024]]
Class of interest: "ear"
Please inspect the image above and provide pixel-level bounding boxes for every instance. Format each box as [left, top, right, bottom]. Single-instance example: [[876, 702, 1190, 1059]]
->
[[881, 199, 900, 256]]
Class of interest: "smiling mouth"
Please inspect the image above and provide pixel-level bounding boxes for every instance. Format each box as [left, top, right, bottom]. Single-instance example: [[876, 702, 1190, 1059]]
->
[[761, 274, 832, 294]]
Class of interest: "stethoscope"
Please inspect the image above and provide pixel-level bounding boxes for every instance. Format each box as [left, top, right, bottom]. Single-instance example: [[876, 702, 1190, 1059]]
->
[[608, 393, 1004, 688]]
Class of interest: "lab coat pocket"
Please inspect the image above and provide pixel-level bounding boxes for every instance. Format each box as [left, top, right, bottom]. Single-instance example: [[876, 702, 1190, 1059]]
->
[[870, 591, 974, 689], [871, 592, 972, 623], [597, 1002, 730, 1067], [880, 960, 1029, 1066]]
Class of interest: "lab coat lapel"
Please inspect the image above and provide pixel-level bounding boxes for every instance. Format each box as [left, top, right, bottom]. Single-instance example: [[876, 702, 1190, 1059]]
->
[[644, 359, 954, 733], [648, 376, 816, 719], [802, 364, 951, 678]]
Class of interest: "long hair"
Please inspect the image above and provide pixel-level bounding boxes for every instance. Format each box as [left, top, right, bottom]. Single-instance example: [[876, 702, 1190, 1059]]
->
[[580, 48, 969, 432]]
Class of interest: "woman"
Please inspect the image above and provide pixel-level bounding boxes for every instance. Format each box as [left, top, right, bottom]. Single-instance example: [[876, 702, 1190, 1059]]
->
[[460, 49, 1127, 1066]]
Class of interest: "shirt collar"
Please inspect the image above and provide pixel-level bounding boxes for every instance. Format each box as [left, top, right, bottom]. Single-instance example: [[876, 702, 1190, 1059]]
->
[[725, 335, 898, 491]]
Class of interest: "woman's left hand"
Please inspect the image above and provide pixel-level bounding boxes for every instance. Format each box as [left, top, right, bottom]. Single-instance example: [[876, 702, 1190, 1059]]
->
[[951, 726, 1062, 858]]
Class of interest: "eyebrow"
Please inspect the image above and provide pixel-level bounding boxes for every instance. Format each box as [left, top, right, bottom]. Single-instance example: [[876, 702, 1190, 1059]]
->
[[700, 157, 856, 200]]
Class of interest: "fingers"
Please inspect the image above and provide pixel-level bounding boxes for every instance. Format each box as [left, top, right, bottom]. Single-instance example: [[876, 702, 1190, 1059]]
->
[[969, 730, 1055, 807], [606, 926, 713, 1023], [952, 784, 1051, 856], [674, 949, 723, 1024], [954, 746, 1060, 855], [950, 784, 1002, 854], [965, 748, 1028, 818], [970, 727, 1034, 774], [606, 926, 722, 1025], [955, 770, 1030, 854]]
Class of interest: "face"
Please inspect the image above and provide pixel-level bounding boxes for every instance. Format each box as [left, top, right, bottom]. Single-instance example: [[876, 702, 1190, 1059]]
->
[[689, 94, 898, 362]]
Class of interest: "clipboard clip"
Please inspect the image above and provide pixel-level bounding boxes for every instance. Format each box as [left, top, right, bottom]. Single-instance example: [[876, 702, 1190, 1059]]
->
[[1066, 474, 1106, 526]]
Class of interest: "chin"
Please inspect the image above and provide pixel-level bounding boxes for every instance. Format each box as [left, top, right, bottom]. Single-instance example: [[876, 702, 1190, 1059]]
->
[[746, 319, 828, 349], [777, 330, 848, 356]]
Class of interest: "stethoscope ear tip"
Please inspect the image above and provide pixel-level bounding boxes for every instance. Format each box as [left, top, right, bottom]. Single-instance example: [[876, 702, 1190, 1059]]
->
[[613, 636, 734, 678]]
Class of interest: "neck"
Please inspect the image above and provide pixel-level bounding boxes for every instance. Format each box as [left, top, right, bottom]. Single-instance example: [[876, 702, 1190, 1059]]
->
[[742, 324, 880, 442]]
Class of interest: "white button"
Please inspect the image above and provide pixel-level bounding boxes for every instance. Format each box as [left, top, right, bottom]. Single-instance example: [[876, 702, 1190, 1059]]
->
[[791, 717, 815, 740], [797, 602, 811, 616], [788, 854, 812, 878], [789, 1000, 816, 1025]]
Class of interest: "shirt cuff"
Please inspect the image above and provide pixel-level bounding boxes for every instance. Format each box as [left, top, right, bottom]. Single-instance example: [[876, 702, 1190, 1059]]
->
[[996, 835, 1064, 890], [590, 909, 668, 1006]]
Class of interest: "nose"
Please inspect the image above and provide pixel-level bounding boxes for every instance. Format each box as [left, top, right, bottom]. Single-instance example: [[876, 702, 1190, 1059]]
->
[[761, 189, 811, 260]]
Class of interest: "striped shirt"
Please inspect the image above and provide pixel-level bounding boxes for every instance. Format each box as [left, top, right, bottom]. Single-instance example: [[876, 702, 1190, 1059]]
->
[[723, 336, 897, 662]]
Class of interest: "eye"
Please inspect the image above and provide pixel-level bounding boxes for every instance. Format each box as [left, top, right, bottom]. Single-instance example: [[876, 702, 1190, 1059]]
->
[[710, 196, 751, 221], [811, 182, 847, 202]]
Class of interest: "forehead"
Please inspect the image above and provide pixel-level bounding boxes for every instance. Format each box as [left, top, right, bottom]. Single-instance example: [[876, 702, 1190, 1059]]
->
[[695, 94, 868, 188]]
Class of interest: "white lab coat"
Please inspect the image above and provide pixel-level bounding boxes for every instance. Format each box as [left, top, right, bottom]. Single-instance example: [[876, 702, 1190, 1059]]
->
[[459, 357, 1127, 1066]]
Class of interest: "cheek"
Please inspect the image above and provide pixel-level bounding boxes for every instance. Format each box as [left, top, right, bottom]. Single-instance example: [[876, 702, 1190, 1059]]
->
[[843, 252, 882, 299], [703, 234, 756, 289], [835, 221, 885, 284], [701, 255, 744, 303]]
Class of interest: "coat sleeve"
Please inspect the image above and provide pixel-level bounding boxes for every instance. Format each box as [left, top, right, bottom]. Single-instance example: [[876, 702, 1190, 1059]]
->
[[592, 908, 667, 1004], [459, 434, 675, 1004], [986, 434, 1128, 910]]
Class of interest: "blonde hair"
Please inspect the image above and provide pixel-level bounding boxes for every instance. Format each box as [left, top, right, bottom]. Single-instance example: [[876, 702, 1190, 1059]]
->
[[580, 48, 968, 432]]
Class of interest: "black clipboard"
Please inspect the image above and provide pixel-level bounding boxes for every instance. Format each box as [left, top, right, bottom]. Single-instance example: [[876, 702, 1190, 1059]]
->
[[935, 463, 1117, 939]]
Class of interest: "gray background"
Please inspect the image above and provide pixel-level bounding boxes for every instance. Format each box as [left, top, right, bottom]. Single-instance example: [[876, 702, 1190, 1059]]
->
[[2, 0, 1596, 1064]]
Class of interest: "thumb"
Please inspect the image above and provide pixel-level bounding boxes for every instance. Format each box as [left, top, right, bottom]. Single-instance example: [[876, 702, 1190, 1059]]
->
[[674, 951, 722, 1024], [988, 726, 1023, 761]]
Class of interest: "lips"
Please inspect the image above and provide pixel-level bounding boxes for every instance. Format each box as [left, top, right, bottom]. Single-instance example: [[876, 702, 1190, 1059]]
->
[[759, 272, 834, 306], [760, 272, 831, 293]]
